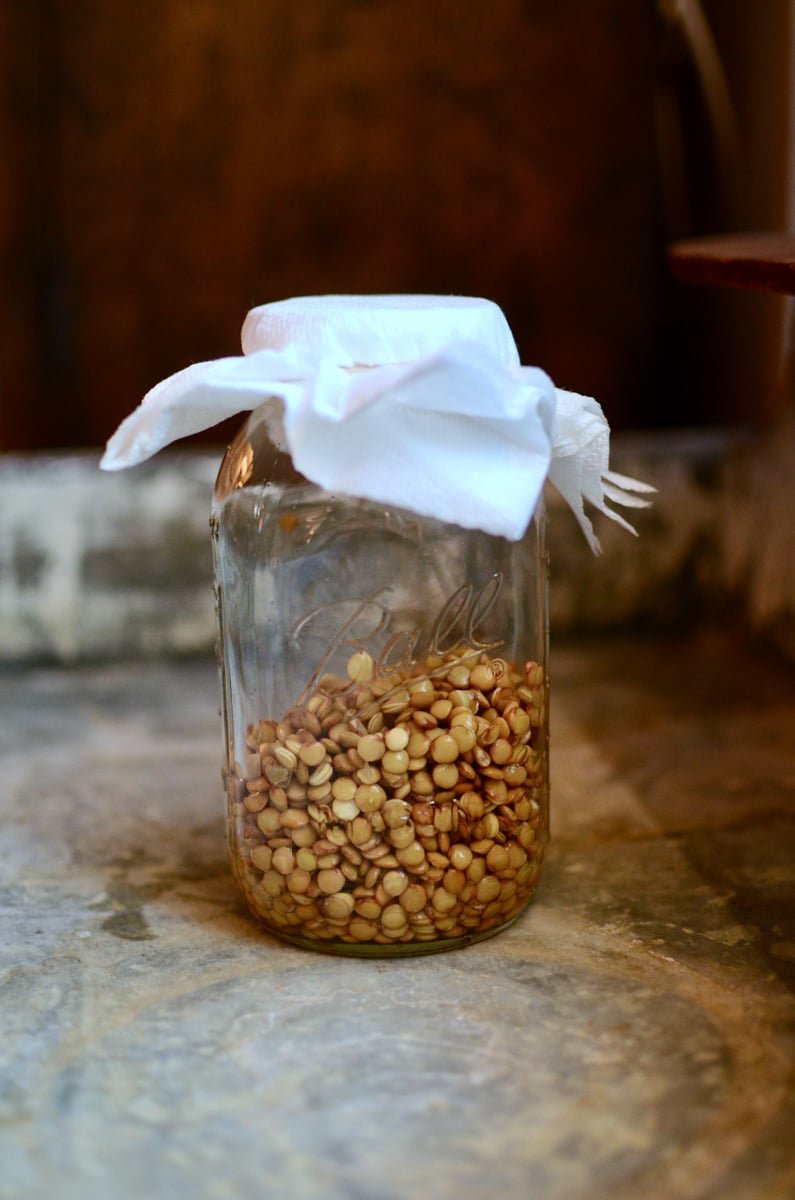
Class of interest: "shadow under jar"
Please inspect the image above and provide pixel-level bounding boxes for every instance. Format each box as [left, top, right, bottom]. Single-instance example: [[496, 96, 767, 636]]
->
[[212, 407, 549, 955]]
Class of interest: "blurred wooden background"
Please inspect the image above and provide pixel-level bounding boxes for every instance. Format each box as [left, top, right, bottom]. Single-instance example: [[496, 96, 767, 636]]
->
[[0, 1, 790, 452]]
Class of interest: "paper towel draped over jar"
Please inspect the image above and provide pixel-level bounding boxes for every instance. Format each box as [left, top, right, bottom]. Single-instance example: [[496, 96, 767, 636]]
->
[[101, 293, 653, 550]]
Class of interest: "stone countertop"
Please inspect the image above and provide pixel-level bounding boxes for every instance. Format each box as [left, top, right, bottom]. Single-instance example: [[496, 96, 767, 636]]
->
[[2, 630, 795, 1200]]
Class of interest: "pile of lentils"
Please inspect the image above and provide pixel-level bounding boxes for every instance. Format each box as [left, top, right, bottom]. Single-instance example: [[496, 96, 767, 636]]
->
[[231, 647, 547, 950]]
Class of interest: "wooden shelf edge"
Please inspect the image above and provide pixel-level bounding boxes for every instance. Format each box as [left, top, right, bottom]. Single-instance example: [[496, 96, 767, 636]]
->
[[667, 233, 795, 296]]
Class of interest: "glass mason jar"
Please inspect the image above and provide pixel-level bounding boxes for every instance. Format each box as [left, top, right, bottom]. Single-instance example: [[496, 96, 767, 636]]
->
[[212, 405, 549, 956]]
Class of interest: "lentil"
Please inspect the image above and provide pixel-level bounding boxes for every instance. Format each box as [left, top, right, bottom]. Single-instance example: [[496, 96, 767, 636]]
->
[[381, 904, 409, 931], [358, 734, 386, 762], [382, 749, 410, 774], [432, 763, 459, 790], [384, 726, 410, 752], [299, 741, 327, 767], [234, 650, 547, 950]]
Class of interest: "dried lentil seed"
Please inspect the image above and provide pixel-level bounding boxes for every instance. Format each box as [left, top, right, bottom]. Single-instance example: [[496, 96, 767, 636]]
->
[[382, 869, 409, 897], [358, 844, 389, 863], [340, 843, 363, 865], [409, 679, 436, 708], [349, 816, 373, 845], [331, 776, 356, 803], [451, 726, 477, 754], [357, 734, 386, 762], [458, 792, 484, 820], [410, 770, 435, 796], [355, 898, 382, 920], [486, 844, 512, 874], [256, 809, 282, 836], [236, 649, 546, 948], [246, 776, 269, 795], [518, 825, 536, 850], [411, 800, 434, 825], [289, 823, 317, 848], [507, 843, 527, 869], [364, 866, 381, 889], [389, 823, 416, 850], [484, 779, 508, 806], [280, 808, 310, 830], [260, 870, 285, 897], [395, 883, 426, 913], [443, 867, 467, 895], [449, 843, 473, 870], [430, 734, 459, 764], [346, 650, 374, 682], [507, 708, 531, 737], [395, 840, 426, 868], [499, 879, 519, 903], [367, 711, 385, 734], [298, 741, 326, 768], [349, 917, 378, 941], [480, 813, 501, 839], [432, 763, 459, 790], [382, 749, 409, 774], [381, 904, 409, 932], [447, 664, 471, 687], [384, 725, 410, 752], [286, 868, 311, 894], [271, 846, 295, 875], [250, 846, 273, 872], [295, 848, 317, 871], [468, 858, 487, 884], [431, 888, 458, 914], [317, 867, 346, 894], [356, 783, 387, 813], [331, 752, 353, 775], [406, 729, 430, 758], [411, 710, 437, 730], [382, 799, 411, 828], [273, 746, 297, 772], [469, 663, 496, 690], [490, 738, 513, 765], [243, 792, 268, 813], [381, 689, 410, 713], [331, 797, 360, 822]]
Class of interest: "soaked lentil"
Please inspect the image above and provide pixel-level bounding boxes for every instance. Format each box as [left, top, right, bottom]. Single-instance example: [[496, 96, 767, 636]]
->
[[231, 648, 547, 952]]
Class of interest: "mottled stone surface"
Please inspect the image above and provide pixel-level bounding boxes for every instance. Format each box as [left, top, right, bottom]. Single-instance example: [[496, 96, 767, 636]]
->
[[2, 631, 794, 1199]]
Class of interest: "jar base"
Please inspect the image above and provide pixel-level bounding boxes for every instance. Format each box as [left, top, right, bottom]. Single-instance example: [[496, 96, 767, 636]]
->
[[249, 904, 533, 958]]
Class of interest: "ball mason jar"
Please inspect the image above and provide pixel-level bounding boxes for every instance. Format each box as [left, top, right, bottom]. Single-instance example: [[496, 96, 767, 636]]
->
[[212, 405, 549, 956]]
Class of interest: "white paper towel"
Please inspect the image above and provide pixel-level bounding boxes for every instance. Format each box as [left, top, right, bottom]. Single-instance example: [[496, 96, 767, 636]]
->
[[101, 294, 653, 548]]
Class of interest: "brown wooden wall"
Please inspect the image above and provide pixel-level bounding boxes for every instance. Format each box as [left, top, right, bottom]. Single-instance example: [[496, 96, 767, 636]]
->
[[3, 0, 666, 452]]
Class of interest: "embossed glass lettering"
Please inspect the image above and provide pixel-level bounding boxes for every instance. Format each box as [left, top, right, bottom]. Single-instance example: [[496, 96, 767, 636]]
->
[[291, 575, 504, 704]]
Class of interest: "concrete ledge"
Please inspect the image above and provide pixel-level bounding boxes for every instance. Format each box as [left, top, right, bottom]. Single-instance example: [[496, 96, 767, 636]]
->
[[1, 428, 791, 663], [0, 452, 217, 662]]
